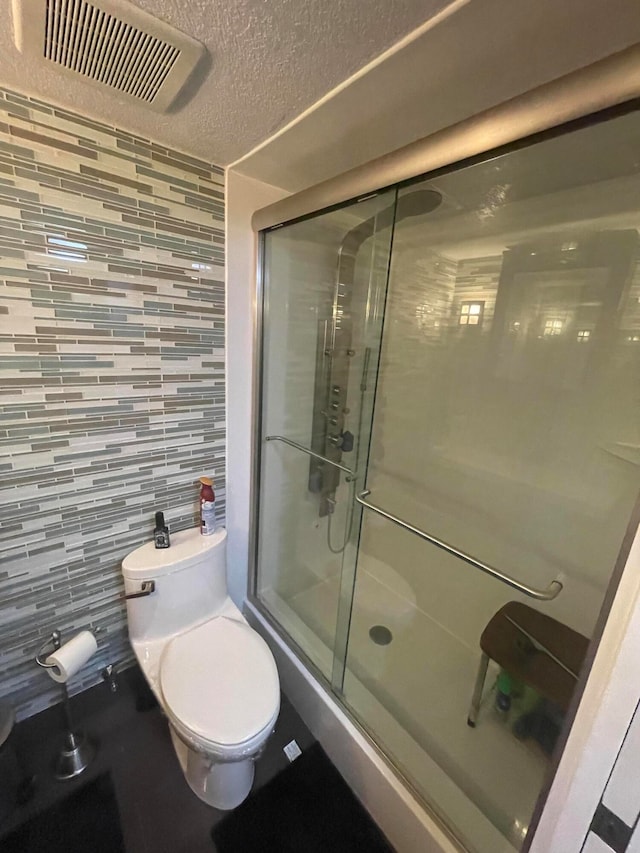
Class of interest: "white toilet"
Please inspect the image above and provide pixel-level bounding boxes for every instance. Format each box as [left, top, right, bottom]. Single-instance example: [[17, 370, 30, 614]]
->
[[121, 527, 280, 810]]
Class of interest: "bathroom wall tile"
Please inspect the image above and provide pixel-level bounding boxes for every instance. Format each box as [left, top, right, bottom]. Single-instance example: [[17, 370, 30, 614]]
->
[[602, 701, 640, 827], [582, 834, 616, 853], [0, 86, 225, 721]]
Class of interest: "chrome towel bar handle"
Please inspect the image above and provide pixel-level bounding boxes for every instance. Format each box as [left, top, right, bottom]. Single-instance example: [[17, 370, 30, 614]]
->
[[355, 490, 563, 602], [265, 435, 357, 480]]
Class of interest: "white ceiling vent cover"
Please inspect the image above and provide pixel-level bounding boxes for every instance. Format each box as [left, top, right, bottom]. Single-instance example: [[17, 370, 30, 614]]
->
[[12, 0, 205, 112]]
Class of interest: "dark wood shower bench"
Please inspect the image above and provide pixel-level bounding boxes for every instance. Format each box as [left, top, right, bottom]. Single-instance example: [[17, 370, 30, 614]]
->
[[467, 601, 589, 727]]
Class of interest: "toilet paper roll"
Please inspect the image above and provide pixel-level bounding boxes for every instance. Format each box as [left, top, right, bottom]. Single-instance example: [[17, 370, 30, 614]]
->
[[45, 630, 98, 683]]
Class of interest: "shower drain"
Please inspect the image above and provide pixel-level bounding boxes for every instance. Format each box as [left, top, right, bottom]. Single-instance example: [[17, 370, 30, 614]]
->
[[369, 625, 393, 646]]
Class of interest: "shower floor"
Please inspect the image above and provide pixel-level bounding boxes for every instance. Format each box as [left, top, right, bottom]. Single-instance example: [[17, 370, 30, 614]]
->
[[262, 568, 550, 852]]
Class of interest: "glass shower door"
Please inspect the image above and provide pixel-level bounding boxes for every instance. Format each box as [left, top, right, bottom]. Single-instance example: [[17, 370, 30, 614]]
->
[[255, 104, 640, 853], [338, 109, 640, 851], [255, 190, 396, 680]]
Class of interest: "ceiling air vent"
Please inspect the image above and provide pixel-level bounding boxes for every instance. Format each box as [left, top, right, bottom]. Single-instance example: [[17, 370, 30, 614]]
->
[[12, 0, 205, 112]]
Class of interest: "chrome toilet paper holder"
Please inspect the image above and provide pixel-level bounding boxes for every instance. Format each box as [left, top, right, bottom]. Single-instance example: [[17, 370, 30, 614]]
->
[[34, 627, 101, 670], [34, 629, 62, 670], [34, 627, 101, 780]]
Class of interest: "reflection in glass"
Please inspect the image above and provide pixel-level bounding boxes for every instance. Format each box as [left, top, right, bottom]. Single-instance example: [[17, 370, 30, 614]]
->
[[342, 112, 640, 850]]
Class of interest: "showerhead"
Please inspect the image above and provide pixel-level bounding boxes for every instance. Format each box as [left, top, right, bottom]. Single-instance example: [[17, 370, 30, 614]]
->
[[396, 189, 443, 220], [341, 188, 443, 255]]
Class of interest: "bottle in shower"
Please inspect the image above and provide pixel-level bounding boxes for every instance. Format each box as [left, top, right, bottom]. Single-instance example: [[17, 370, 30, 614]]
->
[[495, 670, 512, 715], [199, 477, 216, 536]]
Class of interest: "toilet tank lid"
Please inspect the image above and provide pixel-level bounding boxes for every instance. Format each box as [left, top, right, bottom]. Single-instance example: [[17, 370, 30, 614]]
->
[[122, 527, 226, 578]]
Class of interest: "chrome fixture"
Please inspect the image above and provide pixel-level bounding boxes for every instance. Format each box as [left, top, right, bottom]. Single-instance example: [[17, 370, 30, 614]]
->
[[35, 629, 97, 780], [102, 664, 119, 693], [355, 490, 563, 601], [265, 434, 356, 479], [124, 580, 156, 600], [34, 630, 62, 670], [308, 189, 442, 517], [34, 626, 102, 669]]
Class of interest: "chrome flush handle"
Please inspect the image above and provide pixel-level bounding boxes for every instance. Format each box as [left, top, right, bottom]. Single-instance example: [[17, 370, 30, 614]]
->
[[124, 580, 156, 600]]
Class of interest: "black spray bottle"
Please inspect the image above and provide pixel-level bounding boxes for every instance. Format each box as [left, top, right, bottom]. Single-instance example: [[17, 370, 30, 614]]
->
[[153, 511, 171, 549]]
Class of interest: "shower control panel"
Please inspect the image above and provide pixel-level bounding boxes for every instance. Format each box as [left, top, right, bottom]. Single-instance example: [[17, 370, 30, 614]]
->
[[308, 300, 354, 516]]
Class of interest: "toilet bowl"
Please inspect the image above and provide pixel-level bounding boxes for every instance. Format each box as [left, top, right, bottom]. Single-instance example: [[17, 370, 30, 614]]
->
[[122, 527, 280, 809]]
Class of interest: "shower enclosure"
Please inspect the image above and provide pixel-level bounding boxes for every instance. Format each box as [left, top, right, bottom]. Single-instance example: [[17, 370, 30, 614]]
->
[[250, 54, 640, 852]]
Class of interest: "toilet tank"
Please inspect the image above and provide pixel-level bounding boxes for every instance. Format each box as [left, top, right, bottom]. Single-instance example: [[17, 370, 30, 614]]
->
[[122, 527, 227, 642]]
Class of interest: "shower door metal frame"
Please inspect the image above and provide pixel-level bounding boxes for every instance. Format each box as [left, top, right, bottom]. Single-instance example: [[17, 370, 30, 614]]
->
[[252, 44, 640, 232], [247, 43, 640, 853]]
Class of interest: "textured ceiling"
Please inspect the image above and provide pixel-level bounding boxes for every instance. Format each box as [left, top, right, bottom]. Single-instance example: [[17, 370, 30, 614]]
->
[[236, 0, 640, 191], [0, 0, 452, 165]]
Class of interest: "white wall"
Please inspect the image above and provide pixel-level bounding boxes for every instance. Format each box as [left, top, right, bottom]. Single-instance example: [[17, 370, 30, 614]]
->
[[224, 171, 287, 606], [531, 519, 640, 852]]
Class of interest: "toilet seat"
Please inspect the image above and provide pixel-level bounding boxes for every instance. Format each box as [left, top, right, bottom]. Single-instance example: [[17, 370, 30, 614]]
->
[[159, 616, 280, 758]]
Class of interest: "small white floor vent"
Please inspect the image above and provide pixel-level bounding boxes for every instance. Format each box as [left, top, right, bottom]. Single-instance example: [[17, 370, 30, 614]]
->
[[13, 0, 205, 112]]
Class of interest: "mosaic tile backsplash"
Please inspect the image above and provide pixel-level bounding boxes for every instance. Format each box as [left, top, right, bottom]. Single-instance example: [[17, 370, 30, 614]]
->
[[0, 87, 225, 720]]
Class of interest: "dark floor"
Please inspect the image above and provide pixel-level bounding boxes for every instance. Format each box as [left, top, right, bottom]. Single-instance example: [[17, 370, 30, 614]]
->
[[0, 666, 316, 853]]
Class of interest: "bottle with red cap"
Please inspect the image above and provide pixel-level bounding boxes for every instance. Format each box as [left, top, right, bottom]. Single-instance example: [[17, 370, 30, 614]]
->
[[199, 477, 216, 536]]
